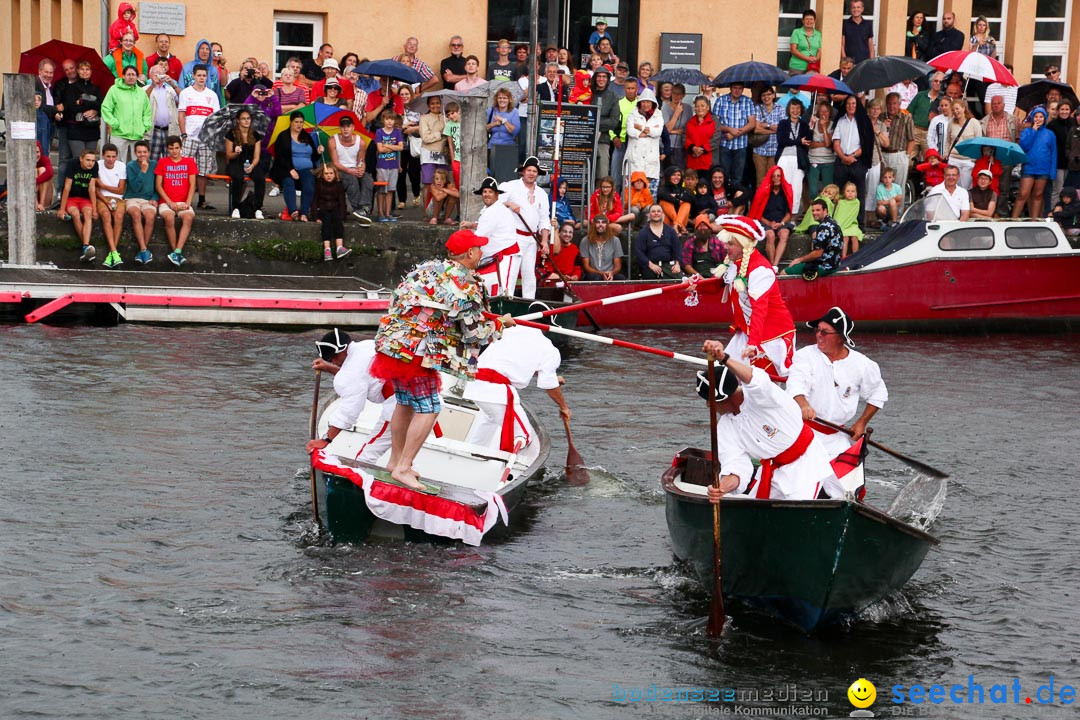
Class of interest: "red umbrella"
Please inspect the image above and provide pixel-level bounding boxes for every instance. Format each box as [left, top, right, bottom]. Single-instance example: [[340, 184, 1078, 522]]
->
[[19, 40, 114, 93], [928, 50, 1017, 85]]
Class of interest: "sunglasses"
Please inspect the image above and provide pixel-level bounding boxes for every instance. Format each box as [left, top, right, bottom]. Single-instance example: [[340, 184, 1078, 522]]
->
[[815, 329, 839, 336]]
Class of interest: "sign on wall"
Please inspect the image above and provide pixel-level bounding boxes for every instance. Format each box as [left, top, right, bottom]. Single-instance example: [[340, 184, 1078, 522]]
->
[[138, 2, 187, 36], [659, 33, 703, 66]]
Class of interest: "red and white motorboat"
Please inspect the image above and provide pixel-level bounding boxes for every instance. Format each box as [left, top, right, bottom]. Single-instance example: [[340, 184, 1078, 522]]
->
[[569, 197, 1080, 329]]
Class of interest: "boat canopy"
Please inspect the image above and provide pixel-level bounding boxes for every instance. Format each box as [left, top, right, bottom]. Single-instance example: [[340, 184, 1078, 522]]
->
[[839, 220, 928, 270]]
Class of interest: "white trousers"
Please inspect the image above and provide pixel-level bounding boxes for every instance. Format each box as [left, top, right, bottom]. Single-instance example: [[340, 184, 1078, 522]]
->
[[480, 252, 523, 298], [357, 420, 393, 463], [518, 237, 538, 299], [726, 330, 793, 377], [466, 399, 535, 451]]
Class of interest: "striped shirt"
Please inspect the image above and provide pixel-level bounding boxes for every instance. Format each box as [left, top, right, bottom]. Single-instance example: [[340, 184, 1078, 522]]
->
[[753, 103, 785, 157], [713, 94, 755, 151]]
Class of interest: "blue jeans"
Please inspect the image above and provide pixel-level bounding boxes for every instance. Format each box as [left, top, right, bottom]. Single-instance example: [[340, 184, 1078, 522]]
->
[[717, 146, 747, 188], [36, 111, 54, 154], [611, 143, 627, 191], [282, 168, 315, 215]]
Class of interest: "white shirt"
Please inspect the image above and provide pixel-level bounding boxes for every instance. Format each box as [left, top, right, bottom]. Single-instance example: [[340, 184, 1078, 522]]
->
[[476, 200, 522, 257], [715, 368, 834, 497], [327, 340, 396, 430], [96, 159, 127, 200], [985, 82, 1017, 115], [178, 86, 220, 137], [498, 178, 550, 242], [786, 345, 888, 426], [462, 326, 561, 405], [833, 114, 861, 155], [928, 183, 970, 217], [927, 115, 949, 157], [887, 81, 919, 110]]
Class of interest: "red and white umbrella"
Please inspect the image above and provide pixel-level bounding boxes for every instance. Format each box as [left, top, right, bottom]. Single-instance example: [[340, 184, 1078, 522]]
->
[[928, 50, 1017, 85]]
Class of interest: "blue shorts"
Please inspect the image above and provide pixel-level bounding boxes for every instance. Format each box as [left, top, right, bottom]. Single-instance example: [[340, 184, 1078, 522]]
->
[[392, 374, 442, 414], [1022, 173, 1051, 180]]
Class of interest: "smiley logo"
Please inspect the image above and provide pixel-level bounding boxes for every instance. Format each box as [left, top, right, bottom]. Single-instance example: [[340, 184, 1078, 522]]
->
[[847, 678, 876, 708]]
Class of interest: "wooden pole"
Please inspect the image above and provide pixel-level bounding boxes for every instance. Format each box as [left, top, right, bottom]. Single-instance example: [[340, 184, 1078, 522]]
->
[[459, 95, 489, 223], [4, 74, 38, 265]]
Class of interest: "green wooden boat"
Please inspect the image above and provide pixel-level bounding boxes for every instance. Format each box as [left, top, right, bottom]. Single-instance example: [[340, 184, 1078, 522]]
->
[[489, 288, 584, 341], [662, 448, 940, 632]]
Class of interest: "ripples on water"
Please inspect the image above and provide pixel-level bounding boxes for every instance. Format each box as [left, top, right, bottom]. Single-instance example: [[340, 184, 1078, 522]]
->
[[2, 324, 1079, 719]]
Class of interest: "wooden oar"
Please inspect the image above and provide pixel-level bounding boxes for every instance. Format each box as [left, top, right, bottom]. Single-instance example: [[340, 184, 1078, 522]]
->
[[562, 416, 589, 486], [513, 276, 721, 322], [510, 208, 602, 332], [812, 418, 949, 479], [705, 353, 726, 637], [309, 370, 323, 526]]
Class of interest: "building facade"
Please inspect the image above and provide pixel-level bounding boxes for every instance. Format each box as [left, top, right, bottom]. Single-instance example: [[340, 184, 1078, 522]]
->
[[2, 0, 1075, 89]]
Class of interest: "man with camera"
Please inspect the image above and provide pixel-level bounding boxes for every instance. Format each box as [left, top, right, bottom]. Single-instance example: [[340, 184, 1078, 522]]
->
[[225, 58, 260, 104]]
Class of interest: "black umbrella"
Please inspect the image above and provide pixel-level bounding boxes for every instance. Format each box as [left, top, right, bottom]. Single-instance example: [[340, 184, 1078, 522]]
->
[[844, 55, 934, 93], [198, 104, 271, 150], [652, 67, 712, 85], [712, 60, 787, 87], [1016, 79, 1079, 112]]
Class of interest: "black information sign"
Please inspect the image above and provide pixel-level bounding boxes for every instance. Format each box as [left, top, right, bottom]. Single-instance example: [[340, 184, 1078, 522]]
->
[[659, 33, 703, 66], [534, 101, 600, 207]]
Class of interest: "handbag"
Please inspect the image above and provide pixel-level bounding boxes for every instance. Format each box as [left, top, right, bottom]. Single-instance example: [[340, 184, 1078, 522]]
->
[[409, 134, 422, 158], [749, 129, 769, 148]]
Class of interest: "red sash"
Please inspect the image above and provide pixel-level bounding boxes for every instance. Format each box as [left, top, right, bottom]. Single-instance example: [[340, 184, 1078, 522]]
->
[[477, 242, 521, 275], [515, 229, 533, 237], [474, 368, 527, 452], [752, 423, 814, 499]]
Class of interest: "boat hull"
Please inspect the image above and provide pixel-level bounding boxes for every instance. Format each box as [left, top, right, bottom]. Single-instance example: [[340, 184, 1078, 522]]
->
[[568, 255, 1080, 328], [662, 450, 939, 632]]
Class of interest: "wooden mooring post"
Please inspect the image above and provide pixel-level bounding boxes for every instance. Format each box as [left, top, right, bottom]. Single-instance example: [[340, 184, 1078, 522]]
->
[[4, 74, 37, 265]]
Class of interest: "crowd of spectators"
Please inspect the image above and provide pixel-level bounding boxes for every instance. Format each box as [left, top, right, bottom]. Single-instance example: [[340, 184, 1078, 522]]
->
[[16, 2, 1080, 272]]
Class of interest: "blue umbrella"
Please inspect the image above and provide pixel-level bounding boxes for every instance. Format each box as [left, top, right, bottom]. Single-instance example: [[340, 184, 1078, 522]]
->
[[781, 73, 854, 96], [712, 61, 788, 88], [954, 137, 1028, 165], [354, 59, 423, 84]]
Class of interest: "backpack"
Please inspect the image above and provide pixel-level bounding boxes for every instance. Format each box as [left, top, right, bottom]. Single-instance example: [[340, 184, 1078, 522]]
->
[[237, 192, 256, 219]]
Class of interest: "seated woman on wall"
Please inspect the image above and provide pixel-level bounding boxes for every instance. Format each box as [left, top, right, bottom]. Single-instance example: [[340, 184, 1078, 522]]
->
[[749, 165, 795, 270], [580, 214, 625, 281], [589, 175, 635, 234], [657, 165, 692, 234]]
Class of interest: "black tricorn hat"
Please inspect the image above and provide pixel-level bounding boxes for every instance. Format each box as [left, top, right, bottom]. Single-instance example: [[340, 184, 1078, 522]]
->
[[807, 306, 855, 348], [515, 155, 548, 175], [695, 365, 739, 403], [473, 175, 505, 195], [315, 328, 351, 360]]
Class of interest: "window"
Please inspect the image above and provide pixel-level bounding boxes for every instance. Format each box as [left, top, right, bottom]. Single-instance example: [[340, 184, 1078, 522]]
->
[[273, 12, 323, 77], [971, 0, 1008, 59], [1005, 226, 1059, 248], [1033, 0, 1072, 76], [777, 0, 817, 69], [907, 0, 942, 39], [938, 227, 994, 250]]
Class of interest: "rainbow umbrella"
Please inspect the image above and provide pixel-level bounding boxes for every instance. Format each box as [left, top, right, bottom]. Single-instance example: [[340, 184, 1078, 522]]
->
[[268, 103, 365, 145]]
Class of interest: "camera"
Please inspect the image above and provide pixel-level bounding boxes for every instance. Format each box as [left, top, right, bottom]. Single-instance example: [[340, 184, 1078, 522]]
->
[[244, 68, 255, 80]]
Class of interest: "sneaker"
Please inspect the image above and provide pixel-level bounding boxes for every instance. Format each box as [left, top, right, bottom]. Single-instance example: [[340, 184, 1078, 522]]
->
[[197, 200, 216, 211], [168, 251, 186, 267], [231, 208, 241, 219], [136, 249, 152, 265], [102, 251, 117, 269], [280, 209, 292, 221], [268, 186, 280, 197], [387, 216, 399, 223], [80, 245, 96, 262], [254, 209, 264, 220], [352, 210, 372, 227], [324, 247, 333, 262], [377, 217, 391, 223], [336, 246, 352, 260]]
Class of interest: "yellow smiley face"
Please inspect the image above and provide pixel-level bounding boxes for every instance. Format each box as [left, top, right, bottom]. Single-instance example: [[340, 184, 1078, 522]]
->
[[848, 678, 876, 709]]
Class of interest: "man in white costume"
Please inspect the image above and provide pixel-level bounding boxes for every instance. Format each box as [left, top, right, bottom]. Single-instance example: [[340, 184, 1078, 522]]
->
[[305, 329, 397, 463], [700, 339, 834, 502], [786, 306, 888, 460], [498, 155, 551, 300], [461, 175, 522, 298], [463, 324, 571, 452]]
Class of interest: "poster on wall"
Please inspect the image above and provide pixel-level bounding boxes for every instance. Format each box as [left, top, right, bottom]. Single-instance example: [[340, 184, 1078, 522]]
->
[[534, 101, 600, 208], [138, 2, 187, 36]]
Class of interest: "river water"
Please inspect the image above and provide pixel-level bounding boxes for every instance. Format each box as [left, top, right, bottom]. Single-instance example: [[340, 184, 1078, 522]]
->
[[2, 324, 1078, 719]]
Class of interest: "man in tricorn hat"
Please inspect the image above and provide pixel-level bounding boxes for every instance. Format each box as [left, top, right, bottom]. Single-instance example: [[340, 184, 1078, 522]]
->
[[786, 307, 887, 497], [369, 230, 515, 491], [306, 329, 397, 463], [712, 215, 796, 377], [699, 340, 835, 501], [499, 156, 551, 299], [460, 175, 522, 297]]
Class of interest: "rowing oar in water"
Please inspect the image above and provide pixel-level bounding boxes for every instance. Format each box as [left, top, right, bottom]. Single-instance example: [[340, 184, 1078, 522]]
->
[[562, 415, 589, 486], [509, 208, 602, 333], [812, 418, 949, 479], [513, 275, 722, 323], [309, 370, 323, 526], [705, 353, 726, 637]]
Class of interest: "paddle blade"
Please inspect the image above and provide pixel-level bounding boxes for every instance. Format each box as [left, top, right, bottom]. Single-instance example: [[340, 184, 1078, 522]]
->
[[887, 474, 948, 531], [707, 573, 726, 636], [563, 417, 589, 485]]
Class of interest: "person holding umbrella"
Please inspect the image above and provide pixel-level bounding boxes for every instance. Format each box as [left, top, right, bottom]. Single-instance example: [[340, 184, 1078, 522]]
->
[[225, 108, 265, 218]]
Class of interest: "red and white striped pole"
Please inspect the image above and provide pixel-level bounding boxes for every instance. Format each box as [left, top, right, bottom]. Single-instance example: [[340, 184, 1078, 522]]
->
[[513, 275, 720, 322]]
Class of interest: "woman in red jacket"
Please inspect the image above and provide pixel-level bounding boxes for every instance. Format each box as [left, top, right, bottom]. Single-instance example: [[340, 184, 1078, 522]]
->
[[684, 97, 716, 172], [589, 175, 635, 233]]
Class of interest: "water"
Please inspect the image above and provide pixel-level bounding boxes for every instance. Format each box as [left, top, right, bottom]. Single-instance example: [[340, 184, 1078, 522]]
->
[[2, 324, 1079, 719]]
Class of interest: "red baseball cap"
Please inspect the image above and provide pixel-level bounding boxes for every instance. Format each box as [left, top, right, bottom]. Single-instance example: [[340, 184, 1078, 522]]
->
[[446, 229, 488, 255]]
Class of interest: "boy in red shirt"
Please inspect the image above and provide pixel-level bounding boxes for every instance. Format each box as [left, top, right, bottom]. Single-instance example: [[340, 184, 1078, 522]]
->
[[915, 149, 945, 188], [154, 135, 197, 266]]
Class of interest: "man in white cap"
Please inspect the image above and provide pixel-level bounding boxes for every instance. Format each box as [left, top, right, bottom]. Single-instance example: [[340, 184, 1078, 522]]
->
[[312, 57, 354, 100], [305, 329, 397, 463], [786, 307, 888, 496], [699, 340, 835, 501], [499, 156, 551, 299], [712, 215, 797, 377], [463, 324, 571, 452], [460, 176, 523, 297]]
